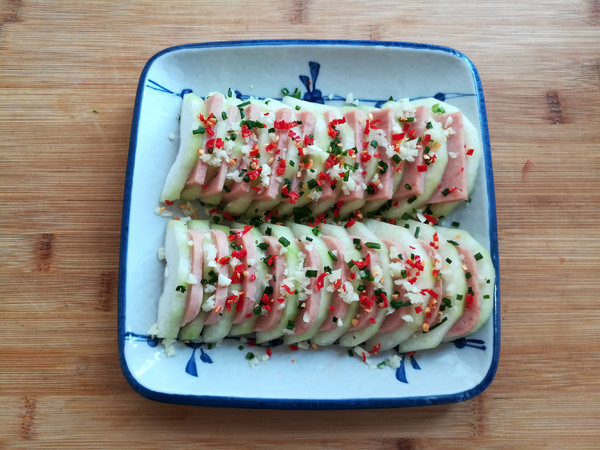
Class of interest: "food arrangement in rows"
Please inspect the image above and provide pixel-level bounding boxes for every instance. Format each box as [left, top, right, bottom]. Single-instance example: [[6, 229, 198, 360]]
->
[[151, 91, 494, 360], [160, 92, 482, 222], [155, 218, 494, 355]]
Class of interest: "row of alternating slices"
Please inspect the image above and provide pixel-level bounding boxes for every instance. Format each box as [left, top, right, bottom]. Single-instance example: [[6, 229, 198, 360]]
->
[[160, 92, 483, 221], [156, 218, 494, 353]]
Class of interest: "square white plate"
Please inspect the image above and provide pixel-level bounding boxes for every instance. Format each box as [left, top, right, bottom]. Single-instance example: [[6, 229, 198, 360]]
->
[[119, 40, 500, 409]]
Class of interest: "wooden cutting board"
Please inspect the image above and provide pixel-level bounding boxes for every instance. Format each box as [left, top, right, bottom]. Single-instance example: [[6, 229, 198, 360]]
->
[[1, 0, 599, 447]]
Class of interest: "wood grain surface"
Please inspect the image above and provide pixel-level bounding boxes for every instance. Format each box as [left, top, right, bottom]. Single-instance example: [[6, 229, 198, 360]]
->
[[1, 0, 599, 447]]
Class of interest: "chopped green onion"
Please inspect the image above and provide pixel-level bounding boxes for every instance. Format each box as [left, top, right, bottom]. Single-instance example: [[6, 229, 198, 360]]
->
[[414, 227, 420, 238], [328, 250, 338, 261], [431, 103, 446, 114], [286, 320, 295, 330], [175, 285, 186, 293], [192, 127, 206, 135], [426, 121, 433, 129], [474, 252, 483, 261], [221, 111, 228, 120], [305, 269, 318, 278], [365, 242, 381, 249], [278, 236, 290, 247], [370, 140, 378, 149], [245, 352, 255, 360], [257, 242, 268, 250]]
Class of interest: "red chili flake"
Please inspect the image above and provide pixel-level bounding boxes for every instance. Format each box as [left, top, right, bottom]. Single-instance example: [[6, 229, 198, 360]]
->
[[240, 124, 252, 138], [402, 122, 411, 132], [250, 186, 262, 192], [424, 214, 438, 225], [288, 130, 300, 142], [466, 148, 474, 156], [333, 279, 342, 290], [249, 274, 256, 281], [432, 269, 440, 278], [267, 255, 277, 266], [266, 347, 272, 357], [303, 135, 314, 146], [236, 297, 244, 313], [415, 306, 423, 314], [327, 125, 339, 138], [316, 272, 328, 291], [349, 272, 356, 280], [249, 339, 256, 347], [246, 313, 252, 318], [288, 191, 300, 204], [369, 318, 376, 324], [289, 345, 299, 351], [388, 219, 396, 225], [164, 200, 174, 205], [216, 256, 231, 265], [265, 142, 277, 152], [232, 249, 247, 259], [264, 210, 273, 221], [276, 158, 287, 176], [249, 144, 259, 157], [352, 253, 371, 269], [368, 343, 381, 354], [426, 153, 437, 165], [429, 232, 439, 249], [392, 132, 405, 141], [329, 305, 335, 311], [209, 208, 219, 214], [274, 120, 298, 130], [407, 351, 415, 356], [277, 297, 285, 304], [362, 352, 367, 362], [373, 152, 380, 158], [465, 293, 474, 308], [215, 138, 224, 149], [421, 134, 431, 148], [359, 293, 373, 309], [360, 151, 372, 163], [205, 138, 216, 149], [408, 129, 417, 140], [408, 276, 418, 284], [367, 182, 378, 193], [420, 288, 439, 299], [378, 292, 388, 308], [417, 165, 428, 172], [205, 126, 215, 137], [333, 200, 345, 218], [283, 285, 296, 295], [225, 303, 231, 313]]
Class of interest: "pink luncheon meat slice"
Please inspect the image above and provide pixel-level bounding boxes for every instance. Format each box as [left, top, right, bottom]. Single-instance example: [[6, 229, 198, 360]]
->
[[293, 241, 322, 336], [253, 108, 294, 201], [231, 228, 259, 324], [181, 230, 204, 326], [364, 108, 395, 202], [445, 247, 481, 338], [427, 112, 468, 204], [204, 229, 231, 325], [199, 104, 241, 197], [253, 236, 286, 332], [319, 236, 351, 332], [393, 106, 428, 201], [185, 94, 224, 188]]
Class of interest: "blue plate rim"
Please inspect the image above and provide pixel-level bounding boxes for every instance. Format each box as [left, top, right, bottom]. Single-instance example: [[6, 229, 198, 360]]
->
[[118, 39, 500, 409]]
